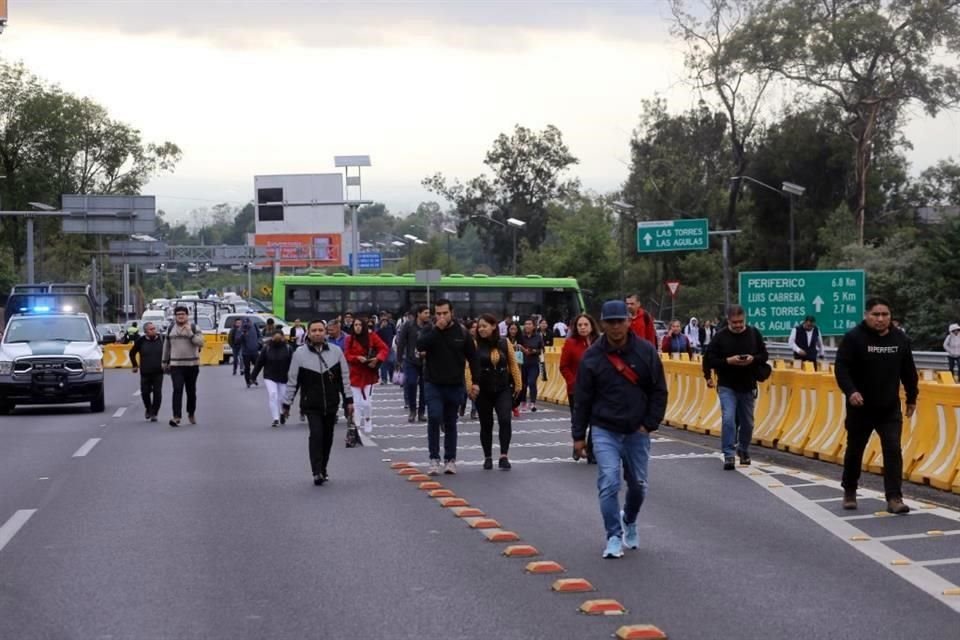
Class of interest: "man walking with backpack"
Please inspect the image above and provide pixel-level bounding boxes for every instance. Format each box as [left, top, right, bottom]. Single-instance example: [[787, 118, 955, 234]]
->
[[704, 305, 770, 469], [161, 306, 205, 427], [572, 300, 668, 558], [129, 321, 164, 422]]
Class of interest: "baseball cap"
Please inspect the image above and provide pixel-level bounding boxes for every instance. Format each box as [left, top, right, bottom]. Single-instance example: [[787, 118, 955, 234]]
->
[[950, 323, 960, 332], [600, 300, 629, 321]]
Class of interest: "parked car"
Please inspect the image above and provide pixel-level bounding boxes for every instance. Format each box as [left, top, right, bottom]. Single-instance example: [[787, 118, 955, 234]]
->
[[217, 313, 287, 362], [96, 323, 124, 342], [654, 320, 668, 344]]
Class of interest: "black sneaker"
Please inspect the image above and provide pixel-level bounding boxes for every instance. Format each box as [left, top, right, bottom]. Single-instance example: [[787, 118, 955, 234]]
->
[[469, 409, 477, 420], [498, 457, 512, 470], [738, 453, 751, 466], [483, 458, 493, 470], [271, 420, 280, 428], [150, 416, 158, 422], [279, 414, 286, 425], [417, 412, 426, 422], [842, 491, 858, 510], [408, 411, 416, 423], [530, 405, 537, 412], [145, 410, 151, 420], [723, 458, 735, 470], [169, 418, 180, 428], [313, 474, 324, 486]]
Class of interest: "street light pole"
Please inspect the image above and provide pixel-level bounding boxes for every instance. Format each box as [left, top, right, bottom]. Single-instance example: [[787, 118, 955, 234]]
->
[[612, 201, 634, 299], [709, 230, 741, 312], [730, 176, 805, 271]]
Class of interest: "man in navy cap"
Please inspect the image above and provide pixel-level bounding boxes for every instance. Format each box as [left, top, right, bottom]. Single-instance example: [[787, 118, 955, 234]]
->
[[572, 300, 668, 558]]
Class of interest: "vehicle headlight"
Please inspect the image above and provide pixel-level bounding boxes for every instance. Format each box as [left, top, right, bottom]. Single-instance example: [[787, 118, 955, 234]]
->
[[0, 361, 12, 375], [84, 359, 103, 373]]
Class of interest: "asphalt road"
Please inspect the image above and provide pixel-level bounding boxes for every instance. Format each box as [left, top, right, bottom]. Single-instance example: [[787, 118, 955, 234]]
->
[[2, 365, 959, 639]]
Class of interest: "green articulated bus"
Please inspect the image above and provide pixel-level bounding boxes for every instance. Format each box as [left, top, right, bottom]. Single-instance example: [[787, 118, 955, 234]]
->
[[272, 273, 585, 324]]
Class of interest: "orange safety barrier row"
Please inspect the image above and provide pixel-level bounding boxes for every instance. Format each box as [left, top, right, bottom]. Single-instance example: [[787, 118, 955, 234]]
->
[[661, 356, 960, 495], [102, 342, 225, 368]]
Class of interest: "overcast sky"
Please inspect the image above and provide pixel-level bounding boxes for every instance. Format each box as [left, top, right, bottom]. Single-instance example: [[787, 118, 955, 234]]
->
[[2, 0, 958, 222]]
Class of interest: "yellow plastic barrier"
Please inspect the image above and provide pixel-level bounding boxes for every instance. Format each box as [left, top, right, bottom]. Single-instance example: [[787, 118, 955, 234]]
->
[[862, 399, 919, 475], [663, 356, 693, 427], [800, 377, 848, 462], [907, 383, 960, 490], [752, 364, 792, 448], [677, 361, 707, 430], [778, 370, 826, 454], [540, 350, 567, 405], [103, 344, 132, 368]]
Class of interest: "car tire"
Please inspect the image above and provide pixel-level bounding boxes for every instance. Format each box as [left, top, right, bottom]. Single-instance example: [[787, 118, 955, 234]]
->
[[90, 385, 105, 413]]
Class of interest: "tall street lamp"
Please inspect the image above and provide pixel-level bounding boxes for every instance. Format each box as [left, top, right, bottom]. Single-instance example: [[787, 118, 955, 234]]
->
[[730, 175, 806, 270], [441, 227, 456, 274], [612, 200, 634, 298], [402, 234, 425, 273], [469, 214, 526, 275]]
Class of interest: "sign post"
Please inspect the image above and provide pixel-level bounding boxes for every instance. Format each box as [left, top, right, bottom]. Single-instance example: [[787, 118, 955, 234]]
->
[[665, 280, 681, 298], [637, 219, 709, 253], [739, 270, 865, 337], [415, 269, 443, 310]]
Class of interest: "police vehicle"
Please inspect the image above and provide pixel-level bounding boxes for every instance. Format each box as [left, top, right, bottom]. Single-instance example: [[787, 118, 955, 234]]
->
[[0, 311, 108, 414]]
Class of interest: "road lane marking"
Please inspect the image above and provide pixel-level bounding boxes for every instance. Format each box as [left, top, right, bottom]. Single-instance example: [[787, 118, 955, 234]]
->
[[358, 431, 378, 448], [72, 438, 102, 457], [0, 510, 37, 554], [380, 438, 675, 453], [112, 407, 126, 418], [917, 558, 960, 567], [874, 530, 960, 542], [741, 464, 960, 613]]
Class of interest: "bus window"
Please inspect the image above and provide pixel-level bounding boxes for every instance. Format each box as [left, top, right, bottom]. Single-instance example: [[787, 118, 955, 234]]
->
[[312, 288, 342, 315], [440, 290, 470, 303], [347, 289, 375, 316], [543, 289, 580, 325], [473, 290, 504, 317]]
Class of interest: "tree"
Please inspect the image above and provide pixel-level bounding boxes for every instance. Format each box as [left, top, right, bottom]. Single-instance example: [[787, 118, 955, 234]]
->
[[732, 0, 960, 243], [669, 0, 775, 231], [423, 124, 579, 272]]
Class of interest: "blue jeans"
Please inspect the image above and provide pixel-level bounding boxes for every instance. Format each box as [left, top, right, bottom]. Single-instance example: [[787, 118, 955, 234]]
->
[[520, 362, 539, 404], [403, 361, 425, 413], [425, 382, 462, 461], [592, 426, 651, 540], [718, 386, 756, 459]]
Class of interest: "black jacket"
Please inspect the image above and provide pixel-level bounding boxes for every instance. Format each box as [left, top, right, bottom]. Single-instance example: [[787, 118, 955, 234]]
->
[[835, 321, 918, 416], [252, 341, 294, 384], [129, 335, 164, 374], [704, 327, 769, 392], [572, 333, 668, 440], [283, 341, 353, 415], [396, 320, 425, 367], [417, 321, 478, 386]]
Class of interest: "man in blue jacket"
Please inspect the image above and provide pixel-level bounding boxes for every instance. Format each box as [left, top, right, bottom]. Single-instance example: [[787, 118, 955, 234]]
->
[[573, 300, 668, 559]]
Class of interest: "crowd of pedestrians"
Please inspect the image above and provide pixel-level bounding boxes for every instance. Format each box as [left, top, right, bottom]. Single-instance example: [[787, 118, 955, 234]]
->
[[126, 292, 927, 558]]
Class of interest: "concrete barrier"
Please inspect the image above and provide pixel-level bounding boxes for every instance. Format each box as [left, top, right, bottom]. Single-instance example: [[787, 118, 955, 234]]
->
[[102, 340, 224, 369]]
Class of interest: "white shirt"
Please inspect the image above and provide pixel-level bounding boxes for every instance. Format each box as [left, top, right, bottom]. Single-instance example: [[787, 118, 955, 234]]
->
[[788, 326, 824, 357], [552, 321, 568, 338]]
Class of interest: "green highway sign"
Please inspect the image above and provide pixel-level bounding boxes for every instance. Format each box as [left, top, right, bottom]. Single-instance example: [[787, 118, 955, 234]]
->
[[636, 218, 709, 253], [739, 270, 866, 337]]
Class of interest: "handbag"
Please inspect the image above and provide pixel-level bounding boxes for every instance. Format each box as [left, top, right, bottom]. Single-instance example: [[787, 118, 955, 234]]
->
[[392, 369, 404, 385], [750, 327, 773, 382], [345, 416, 362, 448]]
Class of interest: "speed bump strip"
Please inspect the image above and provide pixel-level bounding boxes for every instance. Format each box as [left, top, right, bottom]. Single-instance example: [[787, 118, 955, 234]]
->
[[465, 518, 501, 529], [429, 489, 455, 498], [406, 474, 430, 482], [502, 545, 539, 557], [450, 507, 485, 518], [437, 497, 469, 508], [397, 468, 419, 476], [418, 482, 442, 490], [525, 561, 564, 574], [616, 624, 668, 640], [551, 578, 594, 592], [390, 462, 412, 469], [483, 530, 520, 542], [578, 599, 626, 615]]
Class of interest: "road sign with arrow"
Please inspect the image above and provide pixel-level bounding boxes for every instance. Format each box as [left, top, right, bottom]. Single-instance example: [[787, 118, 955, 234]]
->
[[636, 219, 709, 253], [739, 270, 865, 337]]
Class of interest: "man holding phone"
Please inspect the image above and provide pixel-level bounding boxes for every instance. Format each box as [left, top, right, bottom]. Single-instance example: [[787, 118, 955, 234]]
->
[[704, 305, 769, 470]]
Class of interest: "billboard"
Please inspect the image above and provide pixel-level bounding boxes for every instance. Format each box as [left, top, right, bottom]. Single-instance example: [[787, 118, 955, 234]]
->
[[254, 233, 342, 268], [253, 173, 344, 236]]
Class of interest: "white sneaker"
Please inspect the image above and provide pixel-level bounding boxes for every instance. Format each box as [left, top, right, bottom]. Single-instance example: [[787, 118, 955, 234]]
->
[[427, 460, 442, 476], [444, 460, 457, 475], [363, 419, 373, 433]]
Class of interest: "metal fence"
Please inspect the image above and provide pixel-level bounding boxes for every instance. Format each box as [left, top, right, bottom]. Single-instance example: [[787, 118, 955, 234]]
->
[[765, 342, 951, 372]]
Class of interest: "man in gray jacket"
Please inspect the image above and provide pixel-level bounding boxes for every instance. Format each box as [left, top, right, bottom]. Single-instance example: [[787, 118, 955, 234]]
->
[[162, 306, 205, 427], [283, 320, 354, 486]]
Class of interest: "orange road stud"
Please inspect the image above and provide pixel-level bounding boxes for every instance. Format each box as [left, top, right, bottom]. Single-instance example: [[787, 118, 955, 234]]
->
[[616, 624, 668, 640], [438, 497, 469, 508], [429, 489, 455, 498], [502, 545, 539, 558], [398, 468, 419, 476], [450, 507, 485, 518], [850, 535, 870, 541], [552, 578, 594, 593], [944, 588, 960, 596], [390, 462, 412, 469], [926, 530, 945, 536], [406, 474, 430, 482], [526, 561, 565, 574], [579, 599, 626, 615], [418, 481, 442, 490], [483, 530, 520, 542], [467, 518, 501, 529], [874, 511, 892, 517], [891, 558, 911, 566], [768, 483, 783, 488]]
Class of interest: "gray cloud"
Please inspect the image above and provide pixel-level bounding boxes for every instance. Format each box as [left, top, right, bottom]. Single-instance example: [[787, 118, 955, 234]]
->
[[15, 1, 668, 50]]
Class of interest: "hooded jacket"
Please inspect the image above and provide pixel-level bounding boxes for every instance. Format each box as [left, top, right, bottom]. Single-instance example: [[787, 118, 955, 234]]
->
[[944, 325, 960, 357], [283, 340, 352, 415], [251, 339, 294, 384], [835, 321, 919, 416], [683, 318, 701, 348], [344, 331, 389, 388]]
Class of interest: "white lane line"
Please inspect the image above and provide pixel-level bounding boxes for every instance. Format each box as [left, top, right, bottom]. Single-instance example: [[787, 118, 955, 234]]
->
[[380, 439, 675, 453], [0, 510, 37, 554], [358, 431, 378, 448], [740, 468, 960, 613], [917, 558, 960, 567], [874, 530, 960, 542], [112, 407, 126, 418], [72, 438, 102, 458]]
